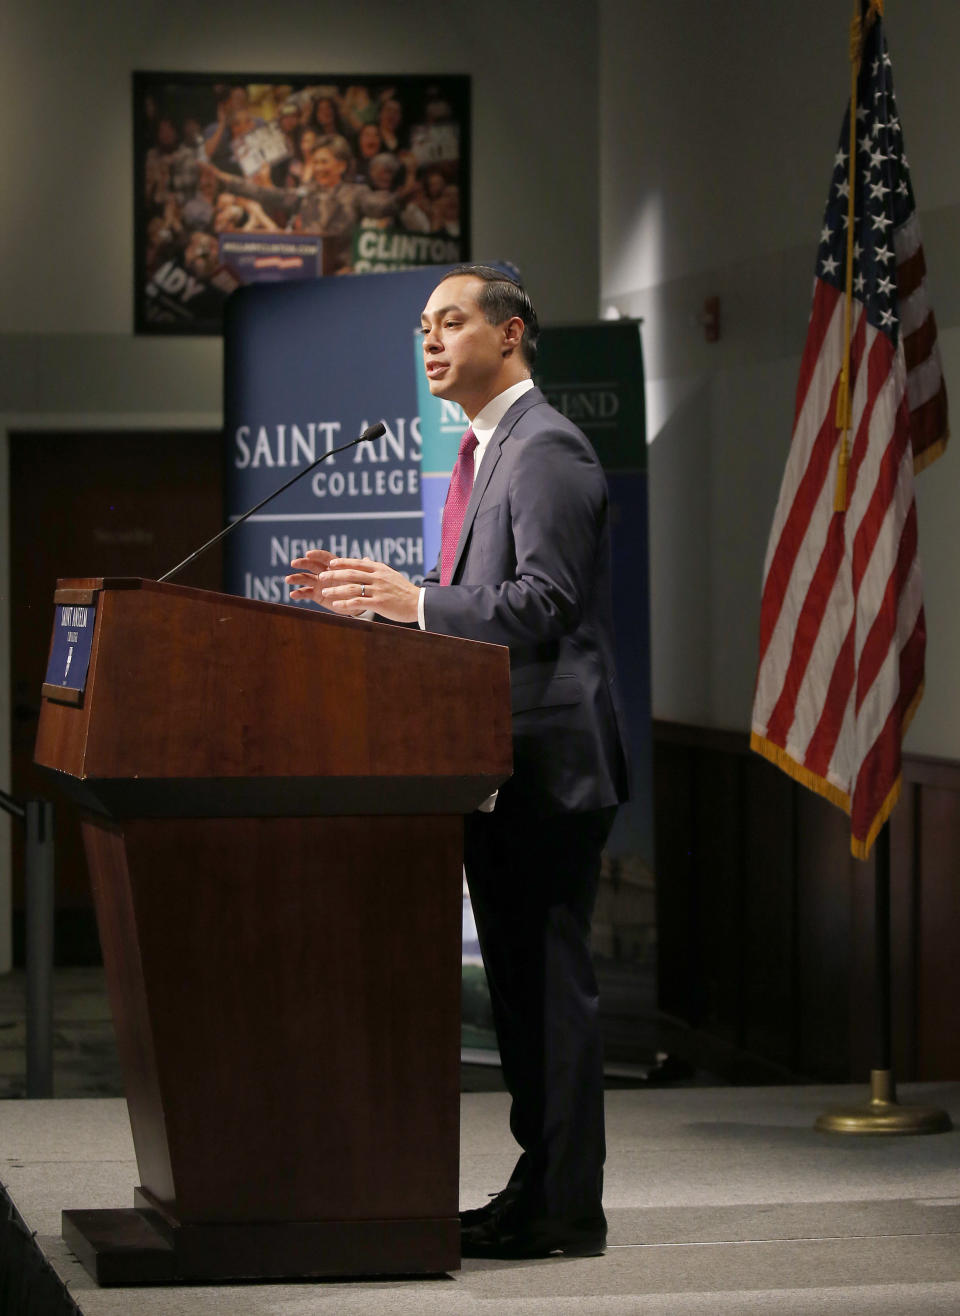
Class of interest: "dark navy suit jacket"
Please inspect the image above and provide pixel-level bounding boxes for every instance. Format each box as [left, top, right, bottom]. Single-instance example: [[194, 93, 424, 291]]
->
[[422, 386, 629, 817]]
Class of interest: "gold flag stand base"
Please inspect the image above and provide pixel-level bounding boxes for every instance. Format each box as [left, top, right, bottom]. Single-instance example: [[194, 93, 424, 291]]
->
[[815, 1069, 953, 1136]]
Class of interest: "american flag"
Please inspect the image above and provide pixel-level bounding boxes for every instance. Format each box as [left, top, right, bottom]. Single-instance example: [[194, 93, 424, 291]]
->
[[751, 3, 948, 859]]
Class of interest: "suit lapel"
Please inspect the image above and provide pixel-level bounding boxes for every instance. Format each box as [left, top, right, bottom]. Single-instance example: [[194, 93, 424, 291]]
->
[[448, 387, 544, 583]]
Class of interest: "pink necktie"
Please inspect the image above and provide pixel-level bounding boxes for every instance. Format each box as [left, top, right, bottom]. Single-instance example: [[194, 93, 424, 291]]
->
[[440, 427, 478, 585]]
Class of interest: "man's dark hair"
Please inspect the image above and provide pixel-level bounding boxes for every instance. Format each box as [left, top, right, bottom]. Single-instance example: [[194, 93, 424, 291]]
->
[[441, 263, 540, 367]]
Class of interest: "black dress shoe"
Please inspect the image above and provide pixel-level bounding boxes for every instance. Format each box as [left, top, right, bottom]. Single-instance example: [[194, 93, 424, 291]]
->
[[460, 1210, 607, 1260], [459, 1182, 521, 1227]]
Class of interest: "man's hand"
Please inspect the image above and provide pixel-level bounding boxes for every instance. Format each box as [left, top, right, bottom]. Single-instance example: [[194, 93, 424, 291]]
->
[[285, 548, 335, 607], [286, 552, 420, 623]]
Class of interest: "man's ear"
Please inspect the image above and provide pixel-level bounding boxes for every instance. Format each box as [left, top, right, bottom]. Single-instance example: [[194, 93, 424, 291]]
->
[[501, 315, 525, 357]]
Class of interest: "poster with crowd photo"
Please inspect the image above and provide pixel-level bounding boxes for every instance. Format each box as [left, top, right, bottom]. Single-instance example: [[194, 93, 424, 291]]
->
[[133, 71, 470, 334]]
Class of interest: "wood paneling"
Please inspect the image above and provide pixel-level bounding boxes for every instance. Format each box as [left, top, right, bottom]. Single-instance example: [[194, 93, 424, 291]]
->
[[741, 754, 797, 1072], [916, 786, 960, 1076], [654, 721, 960, 1082]]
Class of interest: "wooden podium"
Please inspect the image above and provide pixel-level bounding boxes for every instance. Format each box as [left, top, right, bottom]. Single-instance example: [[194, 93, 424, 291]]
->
[[34, 578, 511, 1285]]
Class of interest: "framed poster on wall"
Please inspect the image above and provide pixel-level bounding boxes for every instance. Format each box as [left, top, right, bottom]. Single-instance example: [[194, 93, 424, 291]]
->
[[133, 71, 470, 334]]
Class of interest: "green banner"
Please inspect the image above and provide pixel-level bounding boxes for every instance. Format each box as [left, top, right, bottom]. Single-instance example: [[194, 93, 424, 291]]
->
[[535, 320, 646, 471]]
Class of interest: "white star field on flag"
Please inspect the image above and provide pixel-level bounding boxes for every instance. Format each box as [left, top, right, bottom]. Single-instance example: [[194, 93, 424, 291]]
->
[[818, 40, 914, 345]]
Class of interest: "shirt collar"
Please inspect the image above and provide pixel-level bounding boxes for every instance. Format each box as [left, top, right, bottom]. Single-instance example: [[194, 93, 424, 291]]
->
[[471, 378, 535, 458]]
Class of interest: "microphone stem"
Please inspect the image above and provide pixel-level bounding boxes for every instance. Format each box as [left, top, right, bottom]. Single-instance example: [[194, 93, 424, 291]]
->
[[158, 426, 381, 584]]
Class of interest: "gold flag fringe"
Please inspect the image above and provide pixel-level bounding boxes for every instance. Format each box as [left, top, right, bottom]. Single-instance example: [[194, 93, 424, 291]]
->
[[752, 673, 924, 861], [913, 432, 949, 476], [854, 774, 901, 859], [750, 733, 850, 813]]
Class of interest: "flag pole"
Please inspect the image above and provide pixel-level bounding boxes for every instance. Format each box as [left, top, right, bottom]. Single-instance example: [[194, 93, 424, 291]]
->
[[815, 822, 952, 1135], [832, 0, 862, 512]]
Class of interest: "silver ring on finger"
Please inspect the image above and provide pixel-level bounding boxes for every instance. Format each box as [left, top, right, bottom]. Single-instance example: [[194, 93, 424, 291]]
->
[[361, 584, 366, 598]]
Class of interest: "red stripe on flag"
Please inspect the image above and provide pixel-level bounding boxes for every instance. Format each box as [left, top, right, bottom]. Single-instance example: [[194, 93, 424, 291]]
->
[[845, 328, 894, 499], [849, 606, 925, 852], [763, 516, 846, 746], [903, 310, 938, 373], [898, 607, 926, 720], [909, 377, 948, 456], [794, 341, 893, 773], [855, 492, 918, 714], [803, 621, 855, 778], [792, 282, 842, 427], [848, 343, 903, 589], [757, 309, 867, 666], [850, 701, 902, 849], [757, 403, 839, 664], [896, 244, 928, 301], [784, 396, 881, 776]]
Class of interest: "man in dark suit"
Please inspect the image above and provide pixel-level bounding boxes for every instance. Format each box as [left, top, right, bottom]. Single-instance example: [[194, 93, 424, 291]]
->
[[286, 265, 629, 1259]]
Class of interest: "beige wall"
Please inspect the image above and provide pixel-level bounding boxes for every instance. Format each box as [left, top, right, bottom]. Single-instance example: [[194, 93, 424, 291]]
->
[[600, 0, 960, 760]]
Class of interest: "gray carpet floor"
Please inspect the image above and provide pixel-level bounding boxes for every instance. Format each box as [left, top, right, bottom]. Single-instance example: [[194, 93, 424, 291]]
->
[[3, 1082, 959, 1313], [3, 968, 958, 1312]]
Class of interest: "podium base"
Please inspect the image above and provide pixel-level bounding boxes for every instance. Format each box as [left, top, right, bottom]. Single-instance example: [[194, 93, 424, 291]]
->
[[62, 1201, 459, 1286], [814, 1070, 954, 1136]]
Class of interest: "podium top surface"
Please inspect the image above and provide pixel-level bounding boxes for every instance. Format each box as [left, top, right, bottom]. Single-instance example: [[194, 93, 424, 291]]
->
[[34, 578, 512, 818], [46, 574, 478, 645]]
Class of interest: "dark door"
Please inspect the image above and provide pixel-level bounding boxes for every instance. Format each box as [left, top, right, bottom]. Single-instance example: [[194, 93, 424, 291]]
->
[[9, 429, 223, 961]]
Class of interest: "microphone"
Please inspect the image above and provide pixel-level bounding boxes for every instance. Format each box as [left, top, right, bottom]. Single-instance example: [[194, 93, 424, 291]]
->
[[158, 421, 387, 584]]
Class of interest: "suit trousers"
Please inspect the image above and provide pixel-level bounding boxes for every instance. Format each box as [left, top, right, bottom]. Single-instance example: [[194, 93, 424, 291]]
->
[[463, 795, 616, 1225]]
